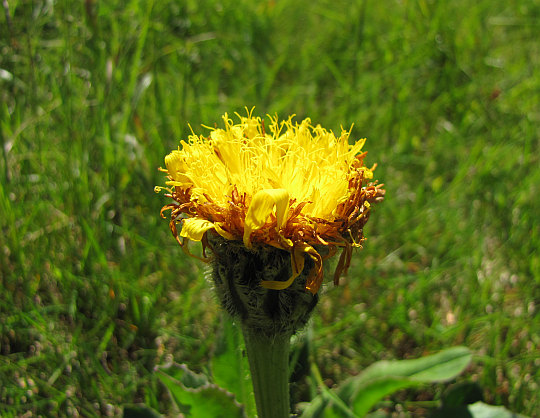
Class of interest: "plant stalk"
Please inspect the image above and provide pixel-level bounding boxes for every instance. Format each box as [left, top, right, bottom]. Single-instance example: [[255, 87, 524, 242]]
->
[[242, 327, 291, 418]]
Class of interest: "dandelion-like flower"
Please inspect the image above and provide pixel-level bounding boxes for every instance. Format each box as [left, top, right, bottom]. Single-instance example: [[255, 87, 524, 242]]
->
[[157, 110, 384, 296], [157, 110, 384, 418]]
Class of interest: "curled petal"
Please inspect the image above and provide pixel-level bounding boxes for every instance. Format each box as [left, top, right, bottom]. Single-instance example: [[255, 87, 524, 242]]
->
[[260, 244, 322, 292], [214, 222, 235, 240], [180, 218, 216, 241], [261, 246, 306, 290], [243, 188, 289, 247]]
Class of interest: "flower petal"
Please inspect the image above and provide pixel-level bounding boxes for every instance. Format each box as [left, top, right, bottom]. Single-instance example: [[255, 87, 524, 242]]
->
[[180, 218, 215, 241], [214, 222, 236, 240], [243, 188, 289, 247], [261, 247, 305, 290]]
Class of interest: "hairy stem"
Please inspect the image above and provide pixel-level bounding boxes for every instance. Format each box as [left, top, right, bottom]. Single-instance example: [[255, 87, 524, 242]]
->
[[242, 327, 291, 418]]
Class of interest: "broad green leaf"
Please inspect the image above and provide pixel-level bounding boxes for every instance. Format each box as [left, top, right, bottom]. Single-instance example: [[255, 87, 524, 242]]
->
[[301, 347, 472, 418], [352, 346, 472, 386], [157, 363, 245, 418], [210, 318, 256, 417], [350, 346, 472, 416], [467, 402, 528, 418], [351, 376, 423, 416]]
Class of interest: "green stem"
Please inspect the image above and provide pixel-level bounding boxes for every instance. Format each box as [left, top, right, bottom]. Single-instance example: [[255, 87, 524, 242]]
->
[[242, 328, 291, 418]]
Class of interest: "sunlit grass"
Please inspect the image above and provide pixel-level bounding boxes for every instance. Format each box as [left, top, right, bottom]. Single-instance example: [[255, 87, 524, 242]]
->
[[1, 0, 538, 416]]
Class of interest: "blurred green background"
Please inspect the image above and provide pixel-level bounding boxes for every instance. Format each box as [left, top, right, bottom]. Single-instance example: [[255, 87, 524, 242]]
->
[[1, 0, 538, 416]]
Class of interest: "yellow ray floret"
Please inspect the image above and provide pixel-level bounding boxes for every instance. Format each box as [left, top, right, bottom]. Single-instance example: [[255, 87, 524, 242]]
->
[[180, 218, 216, 241], [158, 110, 384, 294], [243, 188, 289, 248]]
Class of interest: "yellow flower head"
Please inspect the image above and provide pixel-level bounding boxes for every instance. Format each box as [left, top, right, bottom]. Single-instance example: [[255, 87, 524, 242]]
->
[[157, 110, 384, 294]]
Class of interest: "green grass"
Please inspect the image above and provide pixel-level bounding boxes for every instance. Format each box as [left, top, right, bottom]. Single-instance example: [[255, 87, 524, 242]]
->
[[1, 0, 538, 416]]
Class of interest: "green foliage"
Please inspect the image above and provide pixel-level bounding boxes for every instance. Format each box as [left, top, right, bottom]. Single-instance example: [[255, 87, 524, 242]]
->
[[0, 0, 538, 416], [301, 347, 473, 417], [123, 317, 254, 417], [150, 344, 526, 417], [210, 318, 257, 417], [156, 363, 244, 417]]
